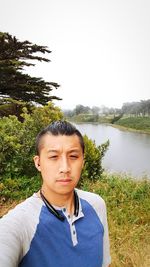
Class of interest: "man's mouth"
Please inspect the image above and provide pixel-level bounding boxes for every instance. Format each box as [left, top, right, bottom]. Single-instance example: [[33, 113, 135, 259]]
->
[[56, 178, 72, 184]]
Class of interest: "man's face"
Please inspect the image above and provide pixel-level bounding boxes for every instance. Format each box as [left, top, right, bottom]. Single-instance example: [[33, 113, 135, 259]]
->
[[34, 134, 84, 197]]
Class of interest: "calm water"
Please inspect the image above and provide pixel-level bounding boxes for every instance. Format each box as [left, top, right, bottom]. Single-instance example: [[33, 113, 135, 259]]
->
[[74, 123, 150, 178]]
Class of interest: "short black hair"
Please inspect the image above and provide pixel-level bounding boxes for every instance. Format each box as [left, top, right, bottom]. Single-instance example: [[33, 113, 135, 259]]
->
[[35, 120, 84, 155]]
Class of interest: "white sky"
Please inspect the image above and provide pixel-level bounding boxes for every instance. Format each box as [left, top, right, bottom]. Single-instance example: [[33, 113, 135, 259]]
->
[[1, 0, 150, 110]]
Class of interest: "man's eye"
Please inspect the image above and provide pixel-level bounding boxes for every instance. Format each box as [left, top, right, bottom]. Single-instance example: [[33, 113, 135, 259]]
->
[[49, 155, 58, 159], [70, 155, 78, 159]]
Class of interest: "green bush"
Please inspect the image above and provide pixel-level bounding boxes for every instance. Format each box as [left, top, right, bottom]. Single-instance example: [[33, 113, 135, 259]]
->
[[0, 103, 63, 178], [115, 116, 150, 131], [0, 175, 41, 201], [80, 135, 109, 185]]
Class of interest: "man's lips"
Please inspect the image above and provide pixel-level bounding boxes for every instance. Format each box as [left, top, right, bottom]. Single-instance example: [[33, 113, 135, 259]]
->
[[56, 178, 72, 183]]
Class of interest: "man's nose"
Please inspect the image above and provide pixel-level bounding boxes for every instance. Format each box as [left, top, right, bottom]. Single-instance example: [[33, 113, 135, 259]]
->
[[59, 157, 71, 173]]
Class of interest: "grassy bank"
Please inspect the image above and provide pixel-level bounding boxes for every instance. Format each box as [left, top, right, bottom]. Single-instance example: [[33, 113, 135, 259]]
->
[[114, 116, 150, 134], [66, 114, 111, 123], [0, 174, 150, 267]]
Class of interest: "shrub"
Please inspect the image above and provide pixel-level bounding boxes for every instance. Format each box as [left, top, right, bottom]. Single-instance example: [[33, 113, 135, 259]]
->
[[80, 135, 109, 185], [0, 103, 63, 178], [0, 175, 41, 201], [115, 116, 150, 131]]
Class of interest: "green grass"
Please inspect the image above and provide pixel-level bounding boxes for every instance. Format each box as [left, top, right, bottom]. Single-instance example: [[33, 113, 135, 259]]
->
[[81, 174, 150, 267], [0, 173, 150, 266], [115, 116, 150, 133]]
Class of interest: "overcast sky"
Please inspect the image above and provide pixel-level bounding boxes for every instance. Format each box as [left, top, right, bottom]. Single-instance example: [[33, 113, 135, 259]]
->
[[1, 0, 150, 110]]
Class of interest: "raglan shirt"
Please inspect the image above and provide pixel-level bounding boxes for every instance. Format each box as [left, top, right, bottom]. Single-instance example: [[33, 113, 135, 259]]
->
[[0, 189, 111, 267]]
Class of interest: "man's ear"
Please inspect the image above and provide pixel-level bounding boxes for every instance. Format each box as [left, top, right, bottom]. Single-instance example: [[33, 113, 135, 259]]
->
[[33, 155, 41, 171]]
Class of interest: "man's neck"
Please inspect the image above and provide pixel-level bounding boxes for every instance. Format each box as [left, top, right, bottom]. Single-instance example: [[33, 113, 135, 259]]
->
[[39, 189, 75, 215]]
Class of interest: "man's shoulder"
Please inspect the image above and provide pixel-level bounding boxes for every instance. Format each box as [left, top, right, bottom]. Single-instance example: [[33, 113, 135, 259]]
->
[[1, 193, 42, 221], [76, 189, 106, 209], [76, 189, 107, 224]]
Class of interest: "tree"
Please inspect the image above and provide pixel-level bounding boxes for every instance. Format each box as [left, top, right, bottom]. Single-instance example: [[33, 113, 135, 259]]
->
[[0, 32, 61, 105], [75, 104, 91, 115], [0, 98, 34, 121], [91, 106, 100, 115], [121, 100, 150, 117], [0, 102, 63, 177]]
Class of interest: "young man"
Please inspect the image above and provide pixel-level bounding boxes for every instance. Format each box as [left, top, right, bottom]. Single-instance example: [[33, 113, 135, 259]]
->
[[0, 120, 111, 267]]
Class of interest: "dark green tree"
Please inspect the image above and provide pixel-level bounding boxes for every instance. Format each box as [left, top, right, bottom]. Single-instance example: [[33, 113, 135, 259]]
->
[[0, 32, 61, 105]]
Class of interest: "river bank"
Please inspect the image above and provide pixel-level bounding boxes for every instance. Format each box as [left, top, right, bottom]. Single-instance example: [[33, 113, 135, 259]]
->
[[113, 116, 150, 135], [68, 115, 150, 135], [108, 123, 150, 135], [0, 173, 150, 267]]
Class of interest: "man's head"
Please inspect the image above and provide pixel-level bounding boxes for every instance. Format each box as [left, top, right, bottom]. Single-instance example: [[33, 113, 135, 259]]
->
[[34, 121, 85, 198], [35, 120, 85, 156]]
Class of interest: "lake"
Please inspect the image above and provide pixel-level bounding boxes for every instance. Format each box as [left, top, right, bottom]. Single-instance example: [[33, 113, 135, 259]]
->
[[74, 123, 150, 179]]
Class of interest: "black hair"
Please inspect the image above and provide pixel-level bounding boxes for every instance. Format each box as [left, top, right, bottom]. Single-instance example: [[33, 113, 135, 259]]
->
[[35, 120, 84, 155]]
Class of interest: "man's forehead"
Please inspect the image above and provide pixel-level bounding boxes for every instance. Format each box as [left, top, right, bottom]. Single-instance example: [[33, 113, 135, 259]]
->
[[40, 134, 82, 150]]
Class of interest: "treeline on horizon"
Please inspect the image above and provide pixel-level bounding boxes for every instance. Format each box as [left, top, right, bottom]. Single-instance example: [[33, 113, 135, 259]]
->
[[63, 99, 150, 117]]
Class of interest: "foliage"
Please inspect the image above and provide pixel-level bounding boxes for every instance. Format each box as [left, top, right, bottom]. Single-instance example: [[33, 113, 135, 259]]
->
[[81, 174, 150, 267], [0, 103, 63, 177], [110, 113, 123, 124], [64, 104, 122, 118], [0, 175, 41, 202], [68, 114, 99, 123], [0, 98, 33, 120], [0, 32, 61, 105], [74, 104, 91, 115], [80, 135, 109, 185], [67, 114, 111, 123], [115, 116, 150, 132], [122, 99, 150, 116]]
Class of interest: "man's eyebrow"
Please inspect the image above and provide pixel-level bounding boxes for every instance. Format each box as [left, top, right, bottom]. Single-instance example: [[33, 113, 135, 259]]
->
[[47, 149, 58, 153], [47, 148, 81, 153], [68, 149, 81, 153]]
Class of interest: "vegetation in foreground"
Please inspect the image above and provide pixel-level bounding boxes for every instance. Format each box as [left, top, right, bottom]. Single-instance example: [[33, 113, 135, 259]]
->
[[0, 174, 149, 267], [82, 174, 150, 267]]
